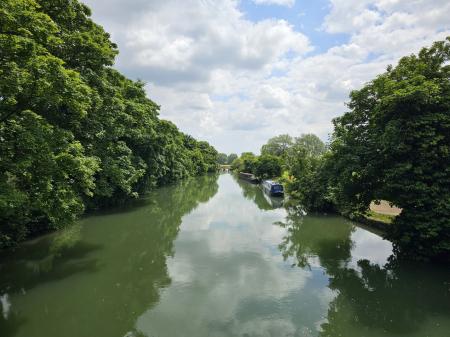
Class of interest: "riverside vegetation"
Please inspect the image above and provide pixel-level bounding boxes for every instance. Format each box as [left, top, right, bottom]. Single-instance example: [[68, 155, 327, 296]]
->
[[232, 38, 450, 262], [0, 0, 449, 263], [0, 0, 218, 249]]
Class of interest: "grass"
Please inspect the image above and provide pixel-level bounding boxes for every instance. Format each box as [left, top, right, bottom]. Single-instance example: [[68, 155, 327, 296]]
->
[[365, 210, 395, 224]]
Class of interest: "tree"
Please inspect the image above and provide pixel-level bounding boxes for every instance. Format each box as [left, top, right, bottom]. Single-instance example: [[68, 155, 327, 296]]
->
[[294, 134, 326, 157], [217, 153, 228, 165], [329, 37, 450, 261], [227, 153, 238, 165], [260, 134, 293, 157], [284, 135, 333, 212], [255, 155, 282, 179], [232, 152, 257, 173], [196, 141, 219, 172], [0, 111, 98, 247]]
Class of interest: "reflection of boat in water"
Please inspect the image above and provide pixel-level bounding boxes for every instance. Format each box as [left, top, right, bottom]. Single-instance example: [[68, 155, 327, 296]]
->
[[262, 191, 284, 208], [261, 180, 284, 197], [233, 174, 282, 210], [239, 172, 260, 184]]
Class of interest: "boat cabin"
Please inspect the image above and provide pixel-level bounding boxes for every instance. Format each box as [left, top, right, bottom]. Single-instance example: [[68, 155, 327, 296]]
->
[[262, 180, 284, 197]]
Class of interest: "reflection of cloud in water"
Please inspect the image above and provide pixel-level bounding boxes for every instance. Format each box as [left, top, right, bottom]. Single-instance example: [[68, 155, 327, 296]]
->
[[136, 177, 318, 336], [134, 175, 409, 337], [180, 196, 283, 232], [180, 176, 286, 257], [223, 318, 298, 337], [137, 241, 312, 336], [349, 227, 392, 267], [0, 294, 11, 320]]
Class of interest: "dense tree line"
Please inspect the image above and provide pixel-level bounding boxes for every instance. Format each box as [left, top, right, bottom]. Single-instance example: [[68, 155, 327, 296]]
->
[[250, 38, 450, 261], [0, 0, 218, 248], [217, 153, 238, 165], [231, 151, 282, 179], [231, 134, 323, 183]]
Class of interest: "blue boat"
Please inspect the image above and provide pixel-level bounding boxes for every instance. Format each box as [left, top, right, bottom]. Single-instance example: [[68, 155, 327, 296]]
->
[[261, 180, 284, 197]]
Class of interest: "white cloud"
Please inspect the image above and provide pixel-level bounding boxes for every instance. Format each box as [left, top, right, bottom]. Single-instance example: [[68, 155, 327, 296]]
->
[[257, 85, 291, 109], [252, 0, 296, 7], [323, 0, 450, 58], [83, 0, 450, 153], [101, 0, 311, 85]]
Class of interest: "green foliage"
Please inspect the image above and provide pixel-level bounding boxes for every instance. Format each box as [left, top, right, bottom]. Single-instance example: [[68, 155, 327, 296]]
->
[[284, 135, 333, 212], [196, 141, 218, 172], [227, 153, 238, 164], [217, 153, 228, 165], [0, 0, 218, 248], [0, 111, 98, 247], [254, 155, 282, 179], [260, 134, 293, 158], [366, 211, 395, 224], [231, 152, 257, 173], [329, 38, 450, 261], [259, 39, 450, 261], [293, 134, 326, 157]]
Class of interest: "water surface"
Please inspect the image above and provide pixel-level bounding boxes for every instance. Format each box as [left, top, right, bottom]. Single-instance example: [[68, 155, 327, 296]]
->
[[0, 174, 449, 337]]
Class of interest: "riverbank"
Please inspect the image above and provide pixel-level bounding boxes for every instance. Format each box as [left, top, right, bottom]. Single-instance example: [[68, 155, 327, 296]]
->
[[232, 170, 394, 235]]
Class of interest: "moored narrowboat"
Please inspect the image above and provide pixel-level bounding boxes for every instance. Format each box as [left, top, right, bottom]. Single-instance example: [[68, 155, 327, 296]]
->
[[239, 172, 260, 183], [261, 180, 284, 197]]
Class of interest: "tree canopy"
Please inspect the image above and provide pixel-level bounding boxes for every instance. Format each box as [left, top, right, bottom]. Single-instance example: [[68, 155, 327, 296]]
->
[[0, 0, 218, 248], [217, 153, 228, 165], [260, 134, 293, 157], [227, 153, 238, 165], [254, 154, 282, 179], [329, 38, 450, 260]]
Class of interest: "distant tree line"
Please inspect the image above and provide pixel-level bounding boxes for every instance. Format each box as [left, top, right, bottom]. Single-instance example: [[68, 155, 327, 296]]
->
[[217, 153, 238, 165], [231, 133, 324, 182], [231, 152, 282, 179], [0, 0, 218, 248], [232, 38, 450, 261]]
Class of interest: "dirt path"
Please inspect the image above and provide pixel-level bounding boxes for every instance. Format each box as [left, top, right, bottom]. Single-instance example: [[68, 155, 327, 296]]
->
[[370, 200, 402, 215]]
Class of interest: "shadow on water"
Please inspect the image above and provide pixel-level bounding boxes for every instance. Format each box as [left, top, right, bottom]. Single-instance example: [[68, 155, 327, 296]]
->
[[0, 308, 25, 337], [276, 206, 450, 337], [0, 173, 219, 337], [0, 224, 102, 337], [232, 174, 283, 210], [0, 228, 101, 291], [83, 173, 220, 217]]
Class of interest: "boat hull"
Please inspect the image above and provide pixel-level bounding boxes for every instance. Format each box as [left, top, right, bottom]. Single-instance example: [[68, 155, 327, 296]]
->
[[239, 172, 260, 184]]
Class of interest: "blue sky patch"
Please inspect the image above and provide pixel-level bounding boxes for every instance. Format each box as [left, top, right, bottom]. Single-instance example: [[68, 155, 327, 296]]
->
[[239, 0, 350, 54]]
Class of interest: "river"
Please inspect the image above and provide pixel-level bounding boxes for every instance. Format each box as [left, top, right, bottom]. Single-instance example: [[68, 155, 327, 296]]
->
[[0, 173, 449, 337]]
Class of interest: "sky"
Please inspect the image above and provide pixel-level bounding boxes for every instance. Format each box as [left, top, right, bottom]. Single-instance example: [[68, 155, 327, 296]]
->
[[82, 0, 450, 154]]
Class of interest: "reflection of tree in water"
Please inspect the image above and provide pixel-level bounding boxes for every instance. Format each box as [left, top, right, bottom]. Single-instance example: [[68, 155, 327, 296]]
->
[[276, 205, 354, 270], [0, 293, 24, 337], [321, 258, 450, 337], [233, 175, 277, 210], [276, 206, 450, 337], [0, 224, 101, 336], [0, 224, 99, 292], [0, 174, 219, 337]]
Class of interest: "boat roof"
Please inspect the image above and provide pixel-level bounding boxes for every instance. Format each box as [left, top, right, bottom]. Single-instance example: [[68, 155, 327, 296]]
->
[[263, 180, 282, 185]]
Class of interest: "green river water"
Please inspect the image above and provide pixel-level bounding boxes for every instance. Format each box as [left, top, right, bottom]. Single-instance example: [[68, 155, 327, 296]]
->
[[0, 173, 449, 337]]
